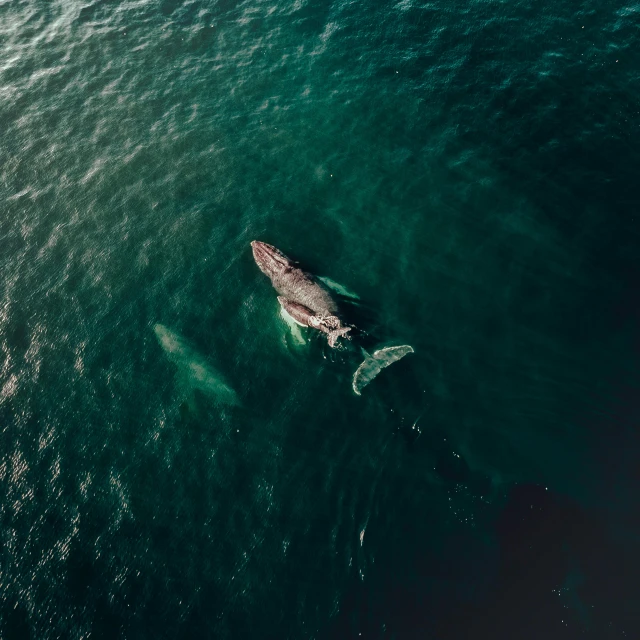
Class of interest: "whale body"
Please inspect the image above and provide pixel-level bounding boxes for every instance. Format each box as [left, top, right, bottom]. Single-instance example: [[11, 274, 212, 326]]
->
[[251, 241, 351, 347], [250, 241, 413, 393]]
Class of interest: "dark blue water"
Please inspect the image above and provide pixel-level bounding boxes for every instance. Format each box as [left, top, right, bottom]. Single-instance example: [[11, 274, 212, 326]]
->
[[1, 1, 639, 638]]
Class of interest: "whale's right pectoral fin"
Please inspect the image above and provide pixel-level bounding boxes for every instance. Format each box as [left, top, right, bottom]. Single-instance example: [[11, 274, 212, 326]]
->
[[317, 276, 361, 301]]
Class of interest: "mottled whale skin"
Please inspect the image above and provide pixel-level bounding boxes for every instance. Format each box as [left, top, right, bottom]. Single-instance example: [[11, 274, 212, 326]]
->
[[276, 297, 319, 327], [251, 241, 351, 347], [277, 297, 351, 347]]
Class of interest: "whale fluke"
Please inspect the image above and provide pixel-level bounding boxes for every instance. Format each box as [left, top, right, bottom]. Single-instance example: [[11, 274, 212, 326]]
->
[[352, 345, 414, 395]]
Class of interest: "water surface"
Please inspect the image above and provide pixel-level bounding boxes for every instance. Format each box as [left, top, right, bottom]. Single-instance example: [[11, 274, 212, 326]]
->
[[1, 1, 638, 637]]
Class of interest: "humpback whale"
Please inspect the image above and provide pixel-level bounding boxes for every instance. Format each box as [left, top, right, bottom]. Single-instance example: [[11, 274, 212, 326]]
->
[[153, 324, 239, 407], [251, 241, 352, 348], [251, 241, 414, 394]]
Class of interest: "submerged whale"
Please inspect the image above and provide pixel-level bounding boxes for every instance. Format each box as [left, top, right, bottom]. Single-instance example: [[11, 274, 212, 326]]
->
[[251, 241, 352, 347], [251, 241, 414, 394], [153, 323, 239, 407]]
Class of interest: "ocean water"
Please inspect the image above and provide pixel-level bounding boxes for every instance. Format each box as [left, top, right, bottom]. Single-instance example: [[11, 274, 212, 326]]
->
[[1, 1, 639, 638]]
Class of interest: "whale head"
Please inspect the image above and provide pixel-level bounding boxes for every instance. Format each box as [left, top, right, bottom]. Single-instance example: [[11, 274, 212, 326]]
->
[[251, 241, 293, 279]]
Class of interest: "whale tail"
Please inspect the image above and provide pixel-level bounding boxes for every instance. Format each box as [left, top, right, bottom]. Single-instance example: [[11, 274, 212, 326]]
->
[[327, 326, 352, 348], [352, 345, 414, 395]]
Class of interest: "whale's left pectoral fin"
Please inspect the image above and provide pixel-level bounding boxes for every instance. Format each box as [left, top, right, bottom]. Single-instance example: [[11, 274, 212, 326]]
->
[[279, 303, 306, 345]]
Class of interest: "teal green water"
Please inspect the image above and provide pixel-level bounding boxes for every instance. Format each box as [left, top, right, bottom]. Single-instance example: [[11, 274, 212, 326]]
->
[[1, 1, 639, 638]]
